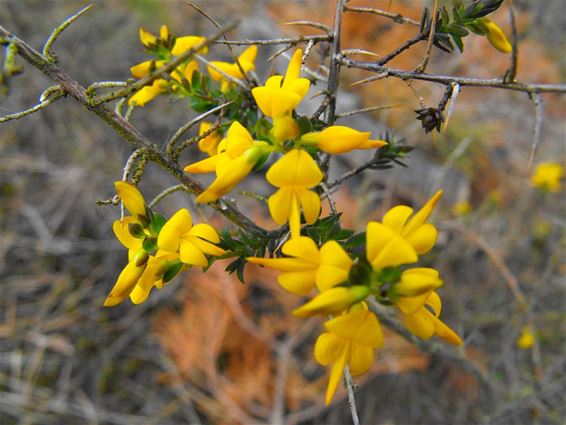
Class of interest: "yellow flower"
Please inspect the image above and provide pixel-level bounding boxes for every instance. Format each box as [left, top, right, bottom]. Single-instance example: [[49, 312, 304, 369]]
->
[[104, 248, 149, 307], [267, 149, 323, 238], [157, 208, 226, 266], [208, 45, 257, 93], [396, 289, 462, 346], [112, 216, 143, 260], [171, 36, 208, 56], [366, 191, 443, 269], [252, 49, 310, 119], [314, 302, 383, 405], [451, 200, 472, 217], [247, 236, 352, 295], [392, 268, 444, 298], [530, 162, 564, 192], [301, 126, 387, 154], [292, 286, 370, 317], [130, 59, 167, 79], [185, 121, 269, 203], [114, 181, 148, 220], [482, 18, 512, 54], [272, 115, 300, 142], [128, 79, 169, 107], [197, 122, 222, 156], [517, 326, 535, 349]]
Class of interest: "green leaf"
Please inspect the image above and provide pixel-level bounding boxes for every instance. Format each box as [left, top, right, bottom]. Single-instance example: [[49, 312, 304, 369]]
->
[[149, 213, 167, 236], [345, 232, 366, 250], [142, 237, 158, 253]]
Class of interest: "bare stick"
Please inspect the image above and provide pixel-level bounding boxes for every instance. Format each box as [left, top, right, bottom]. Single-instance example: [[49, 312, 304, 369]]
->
[[336, 103, 401, 119], [415, 0, 438, 73], [0, 88, 63, 123], [148, 184, 190, 208], [339, 57, 566, 94], [343, 365, 360, 425], [42, 4, 93, 63], [281, 20, 332, 36], [526, 92, 543, 173], [377, 33, 426, 67], [504, 0, 518, 83], [213, 34, 331, 46], [344, 5, 420, 26]]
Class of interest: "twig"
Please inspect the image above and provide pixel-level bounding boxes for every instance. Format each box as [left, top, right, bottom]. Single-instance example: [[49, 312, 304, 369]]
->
[[415, 0, 438, 73], [148, 184, 190, 208], [341, 48, 380, 58], [504, 0, 518, 84], [339, 57, 566, 94], [42, 4, 93, 63], [376, 32, 427, 66], [325, 156, 380, 191], [173, 120, 222, 159], [194, 53, 249, 90], [344, 5, 420, 26], [281, 20, 332, 36], [0, 88, 63, 123], [213, 34, 331, 46], [526, 92, 543, 173], [165, 100, 232, 155], [343, 365, 360, 425], [336, 103, 400, 119], [319, 183, 337, 214], [267, 44, 293, 63], [350, 71, 389, 87]]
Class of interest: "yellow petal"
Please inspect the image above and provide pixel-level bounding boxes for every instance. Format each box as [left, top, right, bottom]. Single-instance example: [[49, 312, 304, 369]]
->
[[238, 45, 258, 67], [188, 223, 221, 243], [104, 254, 147, 307], [184, 60, 199, 82], [159, 25, 169, 41], [266, 149, 323, 187], [179, 239, 208, 266], [272, 115, 300, 141], [348, 345, 374, 376], [268, 187, 293, 225], [426, 290, 442, 316], [127, 79, 168, 107], [114, 181, 147, 218], [302, 126, 370, 154], [382, 205, 413, 233], [172, 36, 207, 56], [283, 49, 302, 84], [316, 241, 352, 291], [139, 27, 156, 47], [292, 286, 369, 317], [483, 18, 512, 54], [113, 217, 143, 251], [395, 268, 443, 297], [247, 256, 316, 272], [278, 270, 317, 295], [403, 309, 435, 340], [366, 222, 417, 269], [185, 234, 226, 257], [184, 155, 220, 174], [395, 291, 433, 316], [405, 223, 438, 255], [325, 306, 382, 348], [296, 188, 321, 225], [402, 190, 442, 237], [198, 122, 222, 156], [284, 78, 310, 100], [432, 315, 463, 346], [130, 60, 166, 79], [365, 221, 395, 265], [314, 332, 345, 366], [157, 209, 193, 252], [325, 342, 349, 405], [196, 154, 255, 203], [129, 256, 162, 304], [282, 236, 319, 258]]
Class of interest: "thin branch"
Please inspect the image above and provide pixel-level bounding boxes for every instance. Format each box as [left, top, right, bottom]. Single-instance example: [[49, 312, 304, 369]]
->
[[350, 71, 389, 87], [148, 184, 190, 208], [336, 103, 401, 119], [341, 48, 380, 59], [165, 100, 232, 154], [0, 23, 267, 239], [0, 88, 63, 123], [173, 120, 222, 159], [526, 92, 543, 173], [504, 0, 518, 83], [281, 20, 332, 36], [343, 365, 360, 425], [375, 33, 427, 66], [194, 53, 249, 90], [213, 34, 331, 46], [344, 5, 420, 26], [415, 0, 438, 73], [42, 4, 93, 63], [339, 57, 566, 94]]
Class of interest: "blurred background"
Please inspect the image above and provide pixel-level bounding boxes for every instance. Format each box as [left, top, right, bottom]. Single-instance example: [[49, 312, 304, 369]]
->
[[1, 1, 564, 424]]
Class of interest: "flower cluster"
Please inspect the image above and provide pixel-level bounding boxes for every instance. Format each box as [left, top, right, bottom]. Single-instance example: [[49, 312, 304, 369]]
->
[[248, 191, 462, 404], [105, 182, 225, 306], [530, 161, 564, 193], [184, 48, 386, 238]]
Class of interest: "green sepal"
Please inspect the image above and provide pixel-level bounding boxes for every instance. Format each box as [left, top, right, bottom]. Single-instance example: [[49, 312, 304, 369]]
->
[[142, 237, 158, 253], [149, 213, 167, 236], [128, 223, 145, 239], [162, 260, 183, 283], [348, 259, 373, 287]]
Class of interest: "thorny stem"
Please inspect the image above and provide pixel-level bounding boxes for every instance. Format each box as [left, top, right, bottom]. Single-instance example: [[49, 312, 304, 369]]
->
[[339, 57, 566, 94], [213, 34, 331, 46], [343, 365, 360, 425], [375, 33, 427, 66], [344, 5, 420, 26], [0, 24, 267, 240]]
